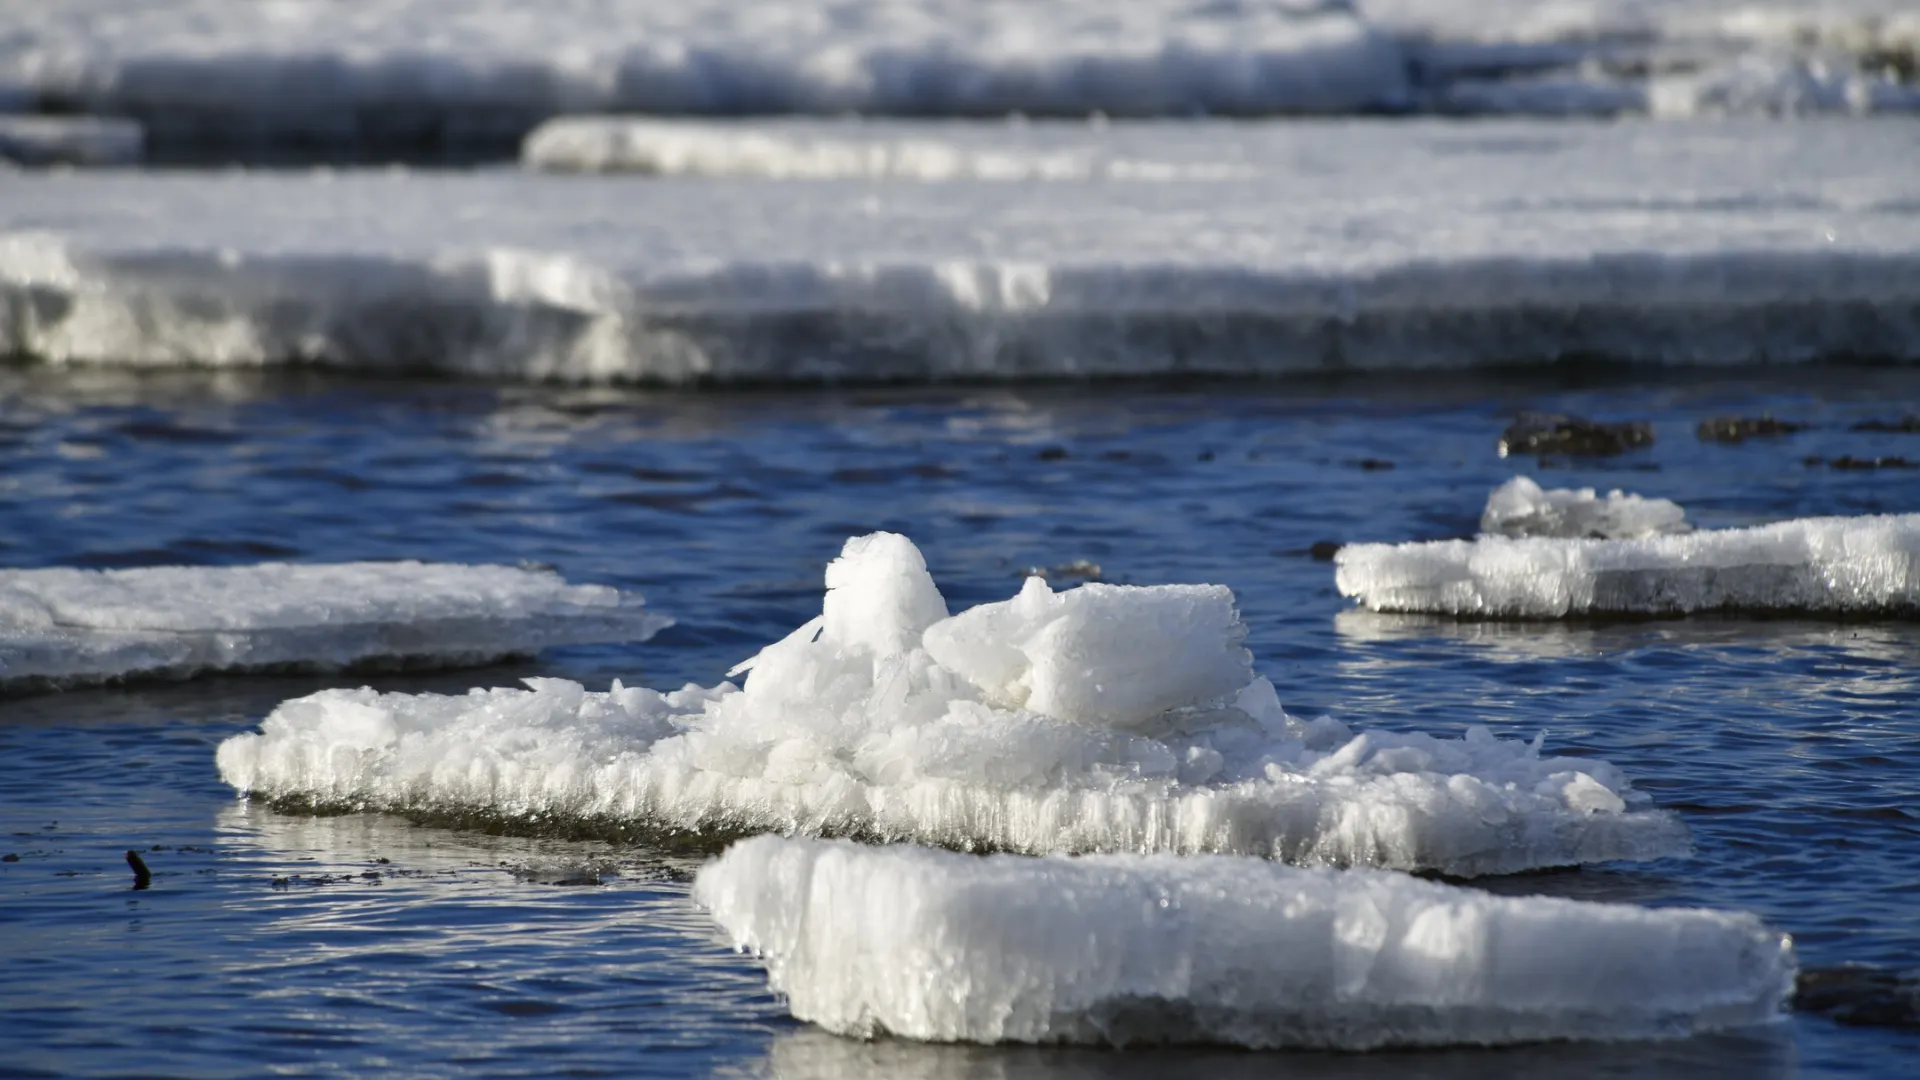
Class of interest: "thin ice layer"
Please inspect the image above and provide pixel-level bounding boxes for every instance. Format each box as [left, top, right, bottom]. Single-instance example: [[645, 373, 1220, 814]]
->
[[1480, 477, 1691, 540], [1337, 513, 1920, 618], [217, 532, 1687, 876], [7, 119, 1920, 383], [0, 561, 669, 690], [0, 115, 143, 166], [696, 836, 1795, 1049]]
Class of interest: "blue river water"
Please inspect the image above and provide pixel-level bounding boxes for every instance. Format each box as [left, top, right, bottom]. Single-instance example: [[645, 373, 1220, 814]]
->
[[2, 365, 1917, 1077]]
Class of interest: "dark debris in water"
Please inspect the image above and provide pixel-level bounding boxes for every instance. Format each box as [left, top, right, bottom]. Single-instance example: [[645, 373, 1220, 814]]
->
[[1022, 559, 1103, 583], [1695, 416, 1808, 443], [1308, 541, 1344, 561], [1498, 412, 1654, 457], [1805, 455, 1919, 471], [1795, 965, 1920, 1030], [1851, 416, 1920, 433]]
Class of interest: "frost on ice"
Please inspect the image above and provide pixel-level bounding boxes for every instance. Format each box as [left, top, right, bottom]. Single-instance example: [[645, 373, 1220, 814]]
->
[[1338, 513, 1920, 618], [1, 561, 669, 691], [217, 532, 1687, 876], [1480, 476, 1691, 541], [696, 836, 1795, 1049]]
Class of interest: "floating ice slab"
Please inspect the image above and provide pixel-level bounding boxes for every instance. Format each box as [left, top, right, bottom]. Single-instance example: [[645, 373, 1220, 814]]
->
[[7, 119, 1920, 383], [696, 836, 1795, 1049], [1481, 477, 1691, 541], [1338, 514, 1920, 618], [0, 115, 143, 166], [1, 561, 668, 691], [217, 532, 1687, 875]]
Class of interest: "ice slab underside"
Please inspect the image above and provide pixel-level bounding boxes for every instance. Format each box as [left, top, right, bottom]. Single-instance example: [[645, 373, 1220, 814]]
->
[[6, 120, 1920, 383], [1337, 513, 1920, 619], [217, 533, 1688, 876], [0, 0, 1914, 158], [0, 561, 668, 690], [696, 836, 1795, 1049]]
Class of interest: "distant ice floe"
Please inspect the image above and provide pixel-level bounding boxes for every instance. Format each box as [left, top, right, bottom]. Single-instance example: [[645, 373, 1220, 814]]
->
[[218, 532, 1686, 875], [0, 115, 142, 166], [697, 835, 1794, 1049], [8, 118, 1920, 383], [1481, 477, 1691, 541], [1337, 513, 1920, 619], [0, 561, 668, 691]]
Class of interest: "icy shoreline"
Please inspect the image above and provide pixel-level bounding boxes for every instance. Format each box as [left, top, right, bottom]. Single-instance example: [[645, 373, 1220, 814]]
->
[[217, 533, 1687, 875], [1, 561, 668, 692]]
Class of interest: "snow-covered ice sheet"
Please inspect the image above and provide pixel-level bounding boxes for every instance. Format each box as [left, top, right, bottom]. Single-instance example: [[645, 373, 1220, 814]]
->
[[1, 561, 669, 691], [217, 532, 1687, 876], [0, 1, 1914, 158], [7, 119, 1920, 383], [1481, 477, 1691, 541], [1337, 514, 1920, 619], [0, 0, 1403, 157], [0, 115, 142, 166], [696, 836, 1795, 1049]]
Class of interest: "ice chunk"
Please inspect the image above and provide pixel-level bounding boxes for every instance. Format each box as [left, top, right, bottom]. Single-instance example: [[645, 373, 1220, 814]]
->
[[1481, 477, 1691, 540], [1337, 513, 1920, 618], [1, 561, 669, 691], [696, 836, 1796, 1049], [218, 533, 1687, 876], [0, 115, 143, 166]]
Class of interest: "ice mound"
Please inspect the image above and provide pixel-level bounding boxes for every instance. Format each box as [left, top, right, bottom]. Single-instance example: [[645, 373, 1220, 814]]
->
[[696, 836, 1795, 1049], [1, 562, 668, 691], [218, 533, 1687, 875], [523, 119, 1255, 181], [0, 115, 143, 166], [1337, 514, 1920, 619], [1481, 477, 1691, 541]]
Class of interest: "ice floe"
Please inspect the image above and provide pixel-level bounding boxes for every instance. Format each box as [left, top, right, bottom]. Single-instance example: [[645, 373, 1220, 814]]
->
[[696, 835, 1795, 1049], [1480, 477, 1691, 541], [0, 115, 143, 166], [7, 118, 1920, 383], [217, 532, 1686, 875], [1337, 514, 1920, 618], [1, 561, 668, 691]]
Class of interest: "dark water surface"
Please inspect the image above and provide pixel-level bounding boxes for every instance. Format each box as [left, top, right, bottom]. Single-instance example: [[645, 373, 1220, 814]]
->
[[3, 366, 1918, 1077]]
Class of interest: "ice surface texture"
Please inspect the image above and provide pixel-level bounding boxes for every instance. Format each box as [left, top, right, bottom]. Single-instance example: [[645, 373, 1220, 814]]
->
[[1481, 477, 1691, 541], [1338, 514, 1920, 618], [8, 120, 1920, 383], [1, 561, 668, 691], [696, 836, 1795, 1049], [217, 533, 1687, 875]]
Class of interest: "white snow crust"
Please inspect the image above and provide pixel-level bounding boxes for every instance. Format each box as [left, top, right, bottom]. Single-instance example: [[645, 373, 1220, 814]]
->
[[1338, 513, 1920, 619], [217, 532, 1687, 876], [1481, 477, 1691, 541], [0, 0, 1914, 155], [6, 119, 1920, 383], [0, 115, 142, 166], [0, 561, 668, 690], [696, 835, 1795, 1049]]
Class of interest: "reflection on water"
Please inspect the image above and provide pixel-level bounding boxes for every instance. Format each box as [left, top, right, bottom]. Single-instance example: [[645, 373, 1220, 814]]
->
[[731, 1026, 1797, 1080]]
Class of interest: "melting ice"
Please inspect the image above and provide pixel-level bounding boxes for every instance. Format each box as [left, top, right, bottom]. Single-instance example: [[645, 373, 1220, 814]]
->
[[696, 835, 1796, 1049], [1, 561, 667, 691], [1338, 513, 1920, 618], [218, 533, 1686, 875], [1481, 476, 1691, 541]]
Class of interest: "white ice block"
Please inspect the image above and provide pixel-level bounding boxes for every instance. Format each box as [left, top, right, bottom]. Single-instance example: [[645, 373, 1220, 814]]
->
[[217, 532, 1687, 875], [1338, 513, 1920, 618], [1, 561, 668, 689], [1481, 476, 1691, 541], [695, 836, 1796, 1049]]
